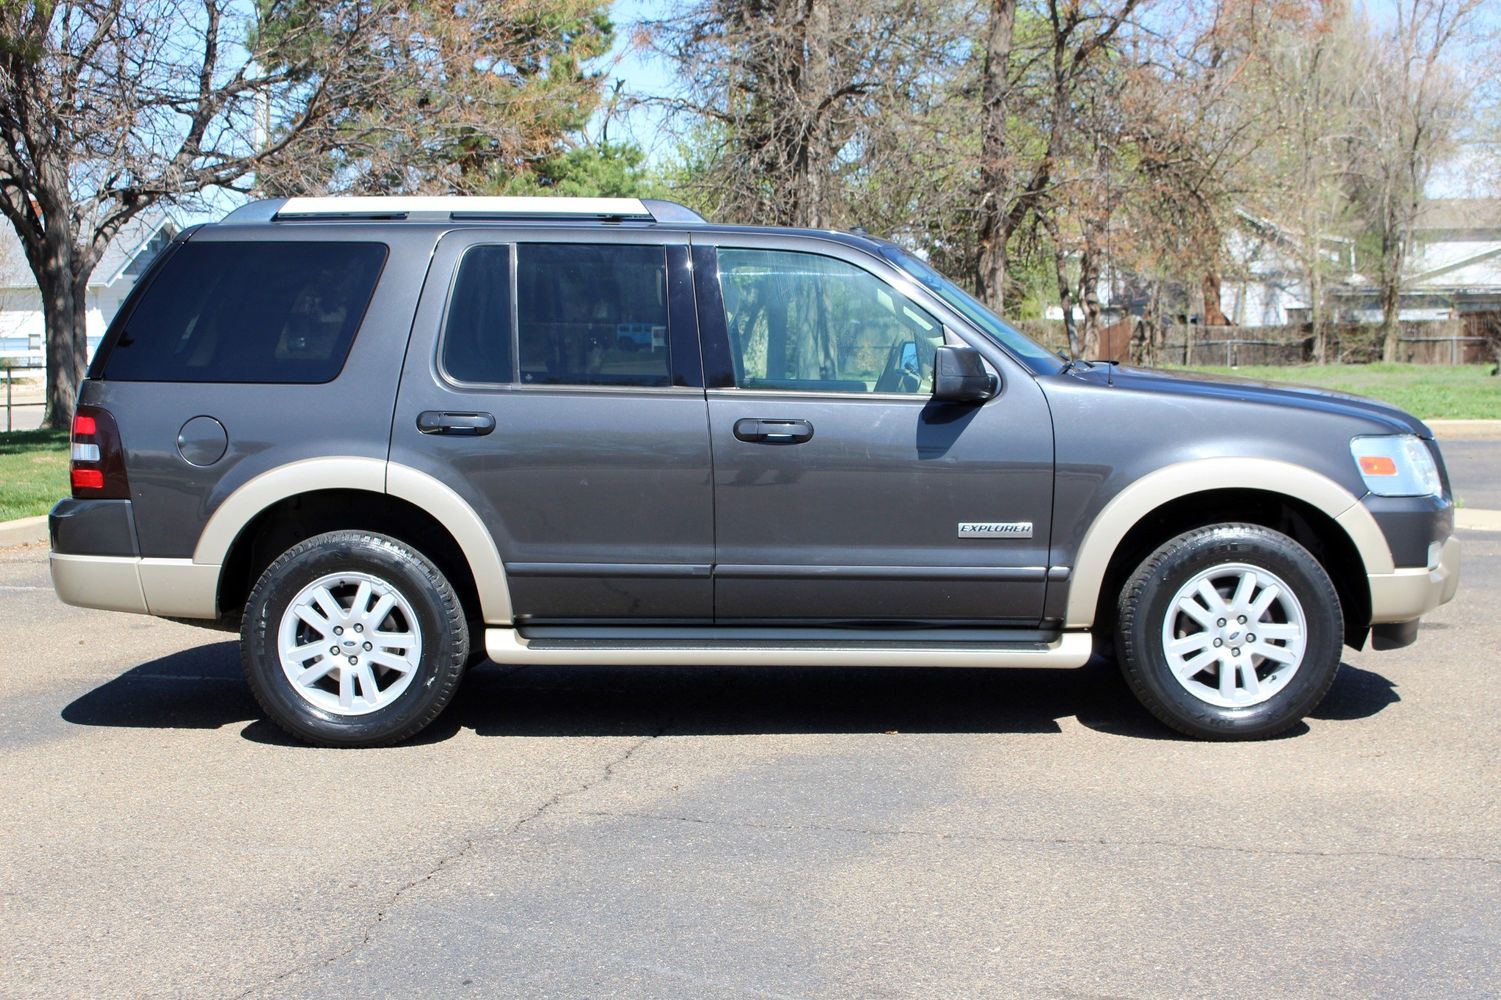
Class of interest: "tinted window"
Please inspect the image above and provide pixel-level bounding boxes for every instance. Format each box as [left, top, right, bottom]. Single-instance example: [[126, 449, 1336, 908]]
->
[[442, 245, 513, 384], [717, 248, 940, 394], [105, 241, 386, 383], [517, 244, 670, 386]]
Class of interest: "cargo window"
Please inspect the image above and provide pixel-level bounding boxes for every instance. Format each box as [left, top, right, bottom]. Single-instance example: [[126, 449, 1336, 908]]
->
[[716, 248, 939, 394], [442, 245, 514, 384], [103, 241, 386, 384], [517, 244, 671, 387]]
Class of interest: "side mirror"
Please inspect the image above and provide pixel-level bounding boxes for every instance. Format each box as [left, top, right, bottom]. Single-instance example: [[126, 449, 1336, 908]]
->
[[932, 345, 997, 403]]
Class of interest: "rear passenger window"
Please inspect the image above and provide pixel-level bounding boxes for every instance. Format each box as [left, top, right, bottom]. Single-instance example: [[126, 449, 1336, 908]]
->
[[104, 241, 386, 383], [442, 245, 513, 384], [517, 244, 670, 386]]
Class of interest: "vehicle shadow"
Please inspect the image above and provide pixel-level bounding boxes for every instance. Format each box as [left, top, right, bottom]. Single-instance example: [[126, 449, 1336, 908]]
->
[[61, 641, 1400, 746]]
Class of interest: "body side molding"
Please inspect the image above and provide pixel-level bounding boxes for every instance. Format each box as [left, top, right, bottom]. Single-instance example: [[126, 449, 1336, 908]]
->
[[1063, 457, 1394, 628]]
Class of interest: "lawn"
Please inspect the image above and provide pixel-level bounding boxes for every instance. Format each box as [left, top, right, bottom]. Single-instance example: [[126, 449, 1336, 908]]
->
[[0, 429, 69, 522], [1175, 363, 1501, 420]]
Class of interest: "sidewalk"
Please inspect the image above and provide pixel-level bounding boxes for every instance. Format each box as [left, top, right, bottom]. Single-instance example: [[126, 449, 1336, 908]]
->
[[1428, 419, 1501, 440], [1, 377, 45, 432]]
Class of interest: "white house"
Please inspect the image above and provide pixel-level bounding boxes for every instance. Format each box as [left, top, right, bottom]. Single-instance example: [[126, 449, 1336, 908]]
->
[[1218, 210, 1356, 327], [1393, 198, 1501, 318], [0, 214, 177, 365]]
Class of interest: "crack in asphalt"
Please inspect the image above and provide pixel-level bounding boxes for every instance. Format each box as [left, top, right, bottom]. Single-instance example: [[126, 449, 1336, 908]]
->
[[232, 734, 662, 999], [574, 809, 1501, 868], [232, 669, 737, 998]]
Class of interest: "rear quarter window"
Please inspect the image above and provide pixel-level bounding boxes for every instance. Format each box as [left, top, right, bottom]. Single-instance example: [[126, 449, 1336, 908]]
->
[[103, 241, 387, 383]]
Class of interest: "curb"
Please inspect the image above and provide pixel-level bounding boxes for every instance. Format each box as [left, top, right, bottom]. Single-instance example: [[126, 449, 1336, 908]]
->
[[0, 515, 47, 547], [1456, 508, 1501, 532], [1428, 419, 1501, 440]]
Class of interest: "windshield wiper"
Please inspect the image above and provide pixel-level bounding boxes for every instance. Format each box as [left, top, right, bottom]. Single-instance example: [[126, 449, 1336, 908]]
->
[[1057, 351, 1094, 375]]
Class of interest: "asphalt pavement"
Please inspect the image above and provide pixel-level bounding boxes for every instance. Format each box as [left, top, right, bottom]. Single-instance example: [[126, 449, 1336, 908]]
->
[[1441, 438, 1501, 510], [2, 525, 1498, 999]]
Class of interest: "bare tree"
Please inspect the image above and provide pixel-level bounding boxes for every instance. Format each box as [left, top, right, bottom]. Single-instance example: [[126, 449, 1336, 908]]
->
[[652, 0, 960, 230], [972, 0, 1145, 319], [1, 0, 614, 428], [0, 0, 390, 427], [1255, 11, 1362, 359], [1344, 0, 1488, 362]]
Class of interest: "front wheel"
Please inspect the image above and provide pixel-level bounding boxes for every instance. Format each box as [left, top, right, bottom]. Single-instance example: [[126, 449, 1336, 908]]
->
[[1116, 523, 1343, 740], [242, 531, 469, 747]]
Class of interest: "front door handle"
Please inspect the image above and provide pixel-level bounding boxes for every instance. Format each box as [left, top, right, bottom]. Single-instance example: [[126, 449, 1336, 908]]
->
[[417, 410, 496, 436], [733, 418, 814, 444]]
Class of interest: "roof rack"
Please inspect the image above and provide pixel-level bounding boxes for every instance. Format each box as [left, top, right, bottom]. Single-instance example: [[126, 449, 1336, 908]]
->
[[219, 196, 706, 225]]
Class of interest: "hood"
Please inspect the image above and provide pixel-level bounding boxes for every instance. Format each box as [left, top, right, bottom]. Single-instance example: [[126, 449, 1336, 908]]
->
[[1067, 364, 1431, 437]]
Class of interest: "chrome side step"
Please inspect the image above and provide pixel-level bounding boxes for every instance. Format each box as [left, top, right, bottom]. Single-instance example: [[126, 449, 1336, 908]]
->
[[484, 628, 1092, 668]]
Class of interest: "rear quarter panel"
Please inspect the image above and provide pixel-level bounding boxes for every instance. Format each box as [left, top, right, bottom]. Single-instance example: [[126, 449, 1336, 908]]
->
[[88, 224, 439, 558]]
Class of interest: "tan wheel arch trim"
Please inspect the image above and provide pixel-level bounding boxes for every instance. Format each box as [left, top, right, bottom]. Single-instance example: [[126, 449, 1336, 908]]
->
[[193, 456, 514, 624], [1064, 458, 1393, 628]]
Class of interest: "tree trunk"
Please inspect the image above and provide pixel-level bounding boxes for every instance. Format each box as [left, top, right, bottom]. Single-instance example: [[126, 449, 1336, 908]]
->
[[1380, 279, 1403, 362], [974, 0, 1018, 310], [1079, 215, 1104, 357], [1050, 237, 1078, 357], [1309, 264, 1325, 364], [1201, 272, 1230, 327], [39, 229, 87, 430], [1379, 228, 1404, 362]]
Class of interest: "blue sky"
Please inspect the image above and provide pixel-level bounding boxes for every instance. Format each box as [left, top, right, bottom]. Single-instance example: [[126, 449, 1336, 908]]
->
[[591, 0, 683, 162]]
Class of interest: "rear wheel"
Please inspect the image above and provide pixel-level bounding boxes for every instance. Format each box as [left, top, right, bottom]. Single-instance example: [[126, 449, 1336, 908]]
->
[[242, 531, 468, 747], [1116, 523, 1343, 740]]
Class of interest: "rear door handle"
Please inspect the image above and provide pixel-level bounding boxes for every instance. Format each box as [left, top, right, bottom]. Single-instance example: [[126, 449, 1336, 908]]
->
[[733, 418, 813, 444], [417, 410, 496, 436]]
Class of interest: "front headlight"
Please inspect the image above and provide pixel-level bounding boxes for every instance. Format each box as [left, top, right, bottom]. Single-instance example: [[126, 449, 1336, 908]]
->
[[1350, 435, 1442, 497]]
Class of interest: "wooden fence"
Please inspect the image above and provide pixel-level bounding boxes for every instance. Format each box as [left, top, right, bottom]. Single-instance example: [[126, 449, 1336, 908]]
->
[[1016, 317, 1498, 366]]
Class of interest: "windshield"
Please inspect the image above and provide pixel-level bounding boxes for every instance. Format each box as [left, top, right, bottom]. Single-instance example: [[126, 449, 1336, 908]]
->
[[875, 245, 1063, 374]]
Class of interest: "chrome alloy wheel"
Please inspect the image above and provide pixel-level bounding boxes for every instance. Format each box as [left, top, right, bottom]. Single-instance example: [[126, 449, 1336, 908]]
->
[[276, 571, 424, 716], [1160, 562, 1308, 709]]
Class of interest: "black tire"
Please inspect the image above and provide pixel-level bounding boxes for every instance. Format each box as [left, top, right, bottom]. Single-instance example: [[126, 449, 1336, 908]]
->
[[241, 531, 469, 748], [1116, 523, 1343, 741]]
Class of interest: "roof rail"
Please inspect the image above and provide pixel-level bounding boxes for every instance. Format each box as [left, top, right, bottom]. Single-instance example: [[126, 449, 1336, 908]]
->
[[220, 196, 707, 224]]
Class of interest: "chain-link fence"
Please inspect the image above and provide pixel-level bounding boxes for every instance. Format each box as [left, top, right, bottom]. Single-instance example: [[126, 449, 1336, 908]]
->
[[1, 359, 45, 432]]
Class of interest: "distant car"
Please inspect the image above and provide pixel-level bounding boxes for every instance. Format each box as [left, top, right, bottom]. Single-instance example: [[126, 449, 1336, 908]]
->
[[614, 322, 666, 352], [50, 196, 1460, 746]]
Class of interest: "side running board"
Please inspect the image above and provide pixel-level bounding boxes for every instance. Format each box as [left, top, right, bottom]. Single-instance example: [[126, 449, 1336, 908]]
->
[[484, 628, 1093, 668]]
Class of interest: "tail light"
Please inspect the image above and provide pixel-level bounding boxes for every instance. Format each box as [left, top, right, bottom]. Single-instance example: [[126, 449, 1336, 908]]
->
[[70, 405, 130, 499]]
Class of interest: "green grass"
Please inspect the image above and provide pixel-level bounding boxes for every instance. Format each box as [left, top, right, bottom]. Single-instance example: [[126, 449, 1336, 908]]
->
[[1174, 363, 1501, 420], [0, 429, 69, 522]]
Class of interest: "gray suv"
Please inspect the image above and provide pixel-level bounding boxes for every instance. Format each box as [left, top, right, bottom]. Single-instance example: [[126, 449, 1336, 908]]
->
[[49, 196, 1461, 746]]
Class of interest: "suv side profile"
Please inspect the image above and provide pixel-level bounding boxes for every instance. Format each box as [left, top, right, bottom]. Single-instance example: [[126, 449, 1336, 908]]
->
[[49, 196, 1461, 746]]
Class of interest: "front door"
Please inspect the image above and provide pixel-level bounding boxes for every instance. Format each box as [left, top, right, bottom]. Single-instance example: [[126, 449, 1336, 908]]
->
[[391, 231, 713, 623], [696, 240, 1055, 626]]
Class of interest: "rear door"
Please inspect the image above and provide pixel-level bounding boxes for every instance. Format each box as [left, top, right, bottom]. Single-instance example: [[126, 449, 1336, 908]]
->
[[695, 237, 1056, 626], [390, 229, 713, 624]]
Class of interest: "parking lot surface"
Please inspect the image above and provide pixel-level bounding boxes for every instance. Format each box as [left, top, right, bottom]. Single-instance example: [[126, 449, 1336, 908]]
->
[[2, 528, 1498, 999]]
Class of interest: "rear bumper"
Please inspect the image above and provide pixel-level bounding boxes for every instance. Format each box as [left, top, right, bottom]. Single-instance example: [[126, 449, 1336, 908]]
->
[[1367, 535, 1460, 626], [50, 499, 219, 618], [49, 552, 221, 618]]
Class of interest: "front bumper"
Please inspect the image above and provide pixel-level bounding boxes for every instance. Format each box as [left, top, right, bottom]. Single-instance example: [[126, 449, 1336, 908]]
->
[[1367, 534, 1460, 625]]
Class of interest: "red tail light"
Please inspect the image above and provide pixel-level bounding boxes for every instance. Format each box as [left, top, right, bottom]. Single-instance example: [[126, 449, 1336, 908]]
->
[[70, 406, 130, 500]]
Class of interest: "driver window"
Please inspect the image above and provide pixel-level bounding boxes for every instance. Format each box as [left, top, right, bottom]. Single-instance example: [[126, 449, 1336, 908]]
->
[[716, 248, 941, 394]]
